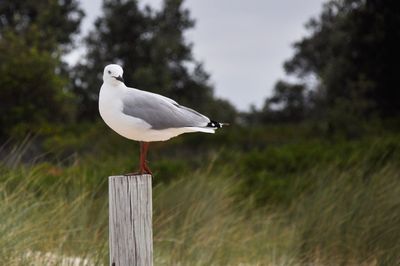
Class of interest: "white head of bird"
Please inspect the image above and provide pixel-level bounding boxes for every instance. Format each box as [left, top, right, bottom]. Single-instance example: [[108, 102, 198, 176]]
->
[[103, 64, 125, 86]]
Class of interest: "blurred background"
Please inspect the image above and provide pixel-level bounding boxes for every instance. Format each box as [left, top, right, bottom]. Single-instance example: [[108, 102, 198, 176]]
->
[[1, 0, 399, 265]]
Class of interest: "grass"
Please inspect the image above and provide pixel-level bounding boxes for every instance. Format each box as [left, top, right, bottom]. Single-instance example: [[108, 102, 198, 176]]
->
[[152, 172, 295, 265], [0, 165, 296, 265], [293, 163, 400, 265], [1, 131, 400, 265], [0, 165, 107, 265]]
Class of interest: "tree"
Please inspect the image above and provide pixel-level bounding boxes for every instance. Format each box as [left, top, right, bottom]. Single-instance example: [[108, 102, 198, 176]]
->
[[0, 0, 83, 52], [0, 0, 84, 138], [72, 0, 236, 122], [261, 80, 308, 123], [0, 33, 75, 137], [283, 0, 400, 132]]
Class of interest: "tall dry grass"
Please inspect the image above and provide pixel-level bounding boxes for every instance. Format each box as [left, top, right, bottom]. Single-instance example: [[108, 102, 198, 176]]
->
[[0, 164, 296, 265], [1, 139, 399, 265], [292, 163, 400, 265]]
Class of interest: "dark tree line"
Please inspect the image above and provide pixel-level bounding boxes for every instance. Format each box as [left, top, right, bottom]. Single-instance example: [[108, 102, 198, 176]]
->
[[255, 0, 400, 134]]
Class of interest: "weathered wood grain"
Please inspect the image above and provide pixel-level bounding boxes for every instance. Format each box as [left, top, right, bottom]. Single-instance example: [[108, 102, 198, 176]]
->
[[109, 175, 153, 266]]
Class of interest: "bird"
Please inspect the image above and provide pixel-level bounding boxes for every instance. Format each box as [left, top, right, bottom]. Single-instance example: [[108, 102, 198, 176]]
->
[[98, 64, 227, 175]]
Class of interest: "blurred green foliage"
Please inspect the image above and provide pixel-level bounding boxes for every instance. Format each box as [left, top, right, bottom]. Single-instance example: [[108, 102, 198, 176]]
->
[[0, 0, 83, 138], [10, 121, 398, 208], [0, 0, 83, 52], [0, 32, 74, 138]]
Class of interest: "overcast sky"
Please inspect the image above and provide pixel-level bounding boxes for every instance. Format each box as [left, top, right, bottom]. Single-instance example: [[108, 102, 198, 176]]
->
[[71, 0, 324, 111]]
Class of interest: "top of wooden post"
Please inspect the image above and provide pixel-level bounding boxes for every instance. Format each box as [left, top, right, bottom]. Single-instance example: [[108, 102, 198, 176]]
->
[[109, 174, 152, 178]]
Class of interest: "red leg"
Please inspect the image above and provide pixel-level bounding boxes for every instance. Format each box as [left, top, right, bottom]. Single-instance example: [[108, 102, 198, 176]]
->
[[139, 142, 143, 173], [125, 142, 152, 176], [142, 142, 152, 175], [137, 142, 152, 175]]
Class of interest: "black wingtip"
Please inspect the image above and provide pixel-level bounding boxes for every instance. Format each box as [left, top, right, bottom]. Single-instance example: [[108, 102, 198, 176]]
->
[[207, 120, 229, 128]]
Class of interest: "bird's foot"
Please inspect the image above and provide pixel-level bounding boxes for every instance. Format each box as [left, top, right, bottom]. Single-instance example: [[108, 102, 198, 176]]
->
[[123, 171, 142, 176], [124, 167, 152, 176], [143, 166, 153, 176]]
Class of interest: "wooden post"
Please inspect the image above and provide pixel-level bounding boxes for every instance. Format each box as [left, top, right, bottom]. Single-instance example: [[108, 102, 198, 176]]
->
[[109, 175, 153, 266]]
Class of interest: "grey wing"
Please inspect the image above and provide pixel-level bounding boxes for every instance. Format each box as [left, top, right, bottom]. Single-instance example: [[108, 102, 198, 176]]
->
[[122, 90, 210, 130]]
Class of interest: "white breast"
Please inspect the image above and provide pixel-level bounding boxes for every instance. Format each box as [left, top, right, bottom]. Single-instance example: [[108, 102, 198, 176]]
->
[[99, 85, 152, 140]]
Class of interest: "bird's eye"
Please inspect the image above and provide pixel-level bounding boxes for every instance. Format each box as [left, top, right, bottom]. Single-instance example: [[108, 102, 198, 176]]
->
[[108, 70, 111, 74]]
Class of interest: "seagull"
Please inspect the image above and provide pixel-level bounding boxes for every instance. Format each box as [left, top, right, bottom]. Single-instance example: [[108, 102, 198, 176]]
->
[[99, 64, 226, 175]]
